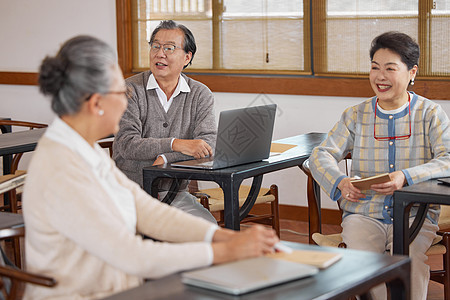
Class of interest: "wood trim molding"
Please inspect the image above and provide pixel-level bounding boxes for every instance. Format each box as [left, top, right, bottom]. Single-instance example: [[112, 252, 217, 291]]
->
[[1, 70, 449, 100], [191, 74, 373, 97], [188, 74, 450, 100], [0, 72, 38, 85]]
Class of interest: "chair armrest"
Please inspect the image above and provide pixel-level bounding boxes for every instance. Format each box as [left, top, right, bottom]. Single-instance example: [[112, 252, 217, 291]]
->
[[191, 192, 210, 198], [0, 265, 56, 287], [0, 120, 47, 129], [0, 226, 24, 241], [300, 159, 312, 176], [0, 173, 26, 195]]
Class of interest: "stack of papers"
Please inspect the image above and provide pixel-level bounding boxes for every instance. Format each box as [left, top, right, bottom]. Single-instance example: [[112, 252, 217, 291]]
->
[[267, 249, 342, 269], [269, 143, 296, 156]]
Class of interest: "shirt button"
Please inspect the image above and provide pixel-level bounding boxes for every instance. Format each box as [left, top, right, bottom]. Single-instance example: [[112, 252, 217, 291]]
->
[[390, 164, 394, 168], [389, 141, 394, 146], [385, 206, 389, 209], [389, 115, 393, 119], [163, 122, 168, 128]]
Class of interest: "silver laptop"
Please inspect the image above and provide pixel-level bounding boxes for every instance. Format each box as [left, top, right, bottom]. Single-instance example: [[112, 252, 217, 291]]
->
[[181, 256, 318, 295], [171, 104, 277, 169]]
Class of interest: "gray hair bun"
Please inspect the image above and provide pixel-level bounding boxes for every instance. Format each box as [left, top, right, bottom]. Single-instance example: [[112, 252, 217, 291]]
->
[[38, 56, 67, 97], [38, 35, 116, 116]]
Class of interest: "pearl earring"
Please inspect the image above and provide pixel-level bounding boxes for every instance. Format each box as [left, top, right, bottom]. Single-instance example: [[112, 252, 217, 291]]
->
[[98, 110, 104, 116], [410, 79, 415, 86]]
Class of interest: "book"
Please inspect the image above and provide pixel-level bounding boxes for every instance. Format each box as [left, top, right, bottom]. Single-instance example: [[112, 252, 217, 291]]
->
[[270, 143, 297, 156], [266, 249, 343, 269], [350, 173, 391, 190]]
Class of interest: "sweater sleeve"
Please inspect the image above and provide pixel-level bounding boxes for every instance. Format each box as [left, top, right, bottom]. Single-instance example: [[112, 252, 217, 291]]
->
[[310, 107, 356, 201], [403, 104, 450, 184], [113, 79, 173, 162], [111, 161, 217, 241], [162, 80, 217, 163], [42, 155, 214, 279]]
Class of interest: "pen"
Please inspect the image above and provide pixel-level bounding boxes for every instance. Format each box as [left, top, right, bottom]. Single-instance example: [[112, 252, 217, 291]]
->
[[274, 242, 293, 254]]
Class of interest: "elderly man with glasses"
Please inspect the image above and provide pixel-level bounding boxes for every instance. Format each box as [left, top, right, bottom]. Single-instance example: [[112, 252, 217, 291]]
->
[[113, 20, 217, 223]]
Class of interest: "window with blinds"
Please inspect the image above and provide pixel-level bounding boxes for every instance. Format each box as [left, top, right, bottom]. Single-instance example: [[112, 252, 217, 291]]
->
[[131, 0, 307, 73], [130, 0, 450, 77], [322, 0, 450, 77]]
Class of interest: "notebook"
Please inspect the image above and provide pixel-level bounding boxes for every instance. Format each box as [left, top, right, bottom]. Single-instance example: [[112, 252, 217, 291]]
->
[[350, 173, 391, 190], [267, 249, 343, 269], [181, 256, 318, 295], [171, 104, 277, 169]]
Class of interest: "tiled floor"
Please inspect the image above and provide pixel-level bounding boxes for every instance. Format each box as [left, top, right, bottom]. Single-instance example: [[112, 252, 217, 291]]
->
[[277, 219, 444, 300]]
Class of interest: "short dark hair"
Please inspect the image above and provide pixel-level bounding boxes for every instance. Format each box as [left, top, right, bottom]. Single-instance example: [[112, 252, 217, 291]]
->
[[370, 31, 420, 70], [149, 20, 196, 69]]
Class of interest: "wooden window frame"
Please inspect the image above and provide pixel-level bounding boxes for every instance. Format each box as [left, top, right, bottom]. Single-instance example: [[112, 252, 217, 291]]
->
[[116, 0, 449, 100], [1, 0, 449, 100]]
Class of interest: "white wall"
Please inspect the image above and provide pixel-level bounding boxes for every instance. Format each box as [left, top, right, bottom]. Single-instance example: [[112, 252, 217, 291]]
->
[[0, 0, 117, 72], [2, 0, 450, 210], [0, 0, 118, 182]]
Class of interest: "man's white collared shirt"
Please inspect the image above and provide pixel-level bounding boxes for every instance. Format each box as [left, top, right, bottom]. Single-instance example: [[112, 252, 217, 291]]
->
[[146, 74, 190, 113]]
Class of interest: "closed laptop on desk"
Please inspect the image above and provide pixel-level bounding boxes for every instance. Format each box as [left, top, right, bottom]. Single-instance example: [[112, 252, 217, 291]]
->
[[171, 104, 276, 169], [181, 256, 318, 295]]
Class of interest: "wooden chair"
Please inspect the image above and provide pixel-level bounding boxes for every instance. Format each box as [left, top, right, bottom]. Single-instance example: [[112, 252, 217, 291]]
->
[[0, 227, 56, 299], [98, 139, 114, 158], [190, 182, 280, 236], [301, 157, 450, 299], [0, 173, 27, 269], [0, 120, 48, 213]]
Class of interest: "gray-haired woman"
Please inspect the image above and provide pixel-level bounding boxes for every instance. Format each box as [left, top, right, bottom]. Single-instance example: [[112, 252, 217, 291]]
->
[[23, 35, 278, 299]]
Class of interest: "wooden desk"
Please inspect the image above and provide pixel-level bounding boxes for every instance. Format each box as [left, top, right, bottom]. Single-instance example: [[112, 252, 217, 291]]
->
[[102, 242, 411, 300], [0, 127, 46, 157], [0, 211, 24, 239], [393, 179, 450, 255], [0, 127, 45, 209], [142, 133, 327, 230]]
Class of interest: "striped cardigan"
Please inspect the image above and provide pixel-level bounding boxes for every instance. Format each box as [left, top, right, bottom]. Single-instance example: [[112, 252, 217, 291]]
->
[[310, 92, 450, 224]]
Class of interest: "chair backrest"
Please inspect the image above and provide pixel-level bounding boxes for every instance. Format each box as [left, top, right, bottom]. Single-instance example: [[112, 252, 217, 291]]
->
[[0, 173, 56, 297], [438, 205, 450, 231], [301, 154, 351, 244], [0, 226, 56, 300], [0, 120, 48, 174], [98, 140, 114, 158]]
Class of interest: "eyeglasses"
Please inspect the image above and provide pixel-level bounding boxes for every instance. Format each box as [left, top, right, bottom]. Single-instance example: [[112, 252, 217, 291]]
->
[[373, 94, 411, 141], [85, 90, 128, 101], [104, 90, 128, 97], [149, 42, 183, 55]]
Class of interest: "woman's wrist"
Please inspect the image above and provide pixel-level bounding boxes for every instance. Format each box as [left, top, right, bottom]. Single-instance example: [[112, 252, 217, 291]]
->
[[212, 228, 236, 242]]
